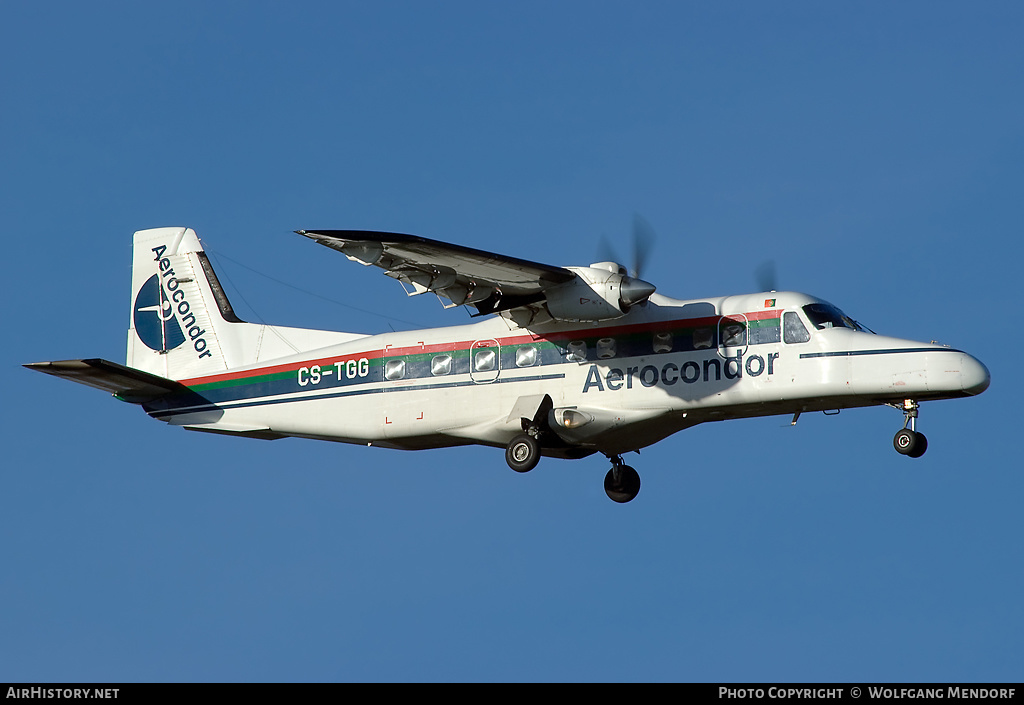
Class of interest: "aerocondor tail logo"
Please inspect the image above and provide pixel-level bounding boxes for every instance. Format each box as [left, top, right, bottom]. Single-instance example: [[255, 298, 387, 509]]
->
[[134, 274, 185, 352], [133, 246, 213, 359]]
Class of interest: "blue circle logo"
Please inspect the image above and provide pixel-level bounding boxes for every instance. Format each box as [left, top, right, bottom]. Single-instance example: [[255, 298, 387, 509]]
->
[[133, 275, 186, 352]]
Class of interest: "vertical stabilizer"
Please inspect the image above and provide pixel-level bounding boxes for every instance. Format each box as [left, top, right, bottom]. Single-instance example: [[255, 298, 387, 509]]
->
[[128, 228, 235, 379]]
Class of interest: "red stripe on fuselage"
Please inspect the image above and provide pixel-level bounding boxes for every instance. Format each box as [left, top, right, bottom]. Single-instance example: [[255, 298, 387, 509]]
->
[[179, 309, 780, 387]]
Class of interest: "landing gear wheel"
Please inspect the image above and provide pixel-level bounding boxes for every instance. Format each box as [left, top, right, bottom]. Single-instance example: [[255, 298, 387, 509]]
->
[[908, 432, 927, 458], [604, 464, 641, 503], [506, 434, 540, 473], [893, 428, 914, 455], [894, 429, 927, 458]]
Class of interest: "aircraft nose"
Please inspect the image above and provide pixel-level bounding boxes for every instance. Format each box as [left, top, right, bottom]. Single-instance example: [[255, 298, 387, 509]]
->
[[961, 353, 990, 395]]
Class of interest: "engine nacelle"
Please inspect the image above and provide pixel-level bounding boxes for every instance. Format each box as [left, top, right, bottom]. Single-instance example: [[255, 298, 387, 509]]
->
[[544, 266, 656, 322]]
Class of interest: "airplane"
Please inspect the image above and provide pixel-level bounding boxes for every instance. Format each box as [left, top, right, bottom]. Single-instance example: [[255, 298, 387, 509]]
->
[[26, 226, 990, 503]]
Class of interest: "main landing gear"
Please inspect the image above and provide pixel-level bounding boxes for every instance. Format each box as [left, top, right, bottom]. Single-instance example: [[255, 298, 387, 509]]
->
[[504, 396, 554, 474], [505, 433, 541, 473], [503, 434, 642, 503], [891, 399, 928, 458], [603, 454, 641, 503]]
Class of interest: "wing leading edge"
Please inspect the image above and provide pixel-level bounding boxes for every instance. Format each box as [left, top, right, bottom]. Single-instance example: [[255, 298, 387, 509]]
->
[[296, 230, 576, 315]]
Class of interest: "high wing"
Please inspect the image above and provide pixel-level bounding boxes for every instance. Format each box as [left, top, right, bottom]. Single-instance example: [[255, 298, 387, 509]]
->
[[296, 230, 577, 315]]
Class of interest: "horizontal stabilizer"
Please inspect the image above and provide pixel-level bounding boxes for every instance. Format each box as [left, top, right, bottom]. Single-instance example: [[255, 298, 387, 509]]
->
[[24, 358, 188, 404]]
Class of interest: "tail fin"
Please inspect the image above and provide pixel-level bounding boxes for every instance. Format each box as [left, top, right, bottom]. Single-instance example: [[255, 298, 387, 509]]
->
[[128, 228, 242, 379], [128, 227, 363, 381]]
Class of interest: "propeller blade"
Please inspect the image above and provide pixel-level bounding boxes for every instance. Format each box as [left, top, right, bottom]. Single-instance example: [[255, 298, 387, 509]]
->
[[631, 213, 657, 279], [755, 260, 777, 292], [596, 235, 621, 270]]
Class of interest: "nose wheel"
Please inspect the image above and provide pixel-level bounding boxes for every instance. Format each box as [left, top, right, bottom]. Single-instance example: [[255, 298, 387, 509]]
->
[[891, 400, 928, 458], [604, 455, 641, 503]]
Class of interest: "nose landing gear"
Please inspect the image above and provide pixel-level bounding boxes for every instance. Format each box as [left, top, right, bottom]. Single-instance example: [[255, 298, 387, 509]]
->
[[891, 399, 928, 458]]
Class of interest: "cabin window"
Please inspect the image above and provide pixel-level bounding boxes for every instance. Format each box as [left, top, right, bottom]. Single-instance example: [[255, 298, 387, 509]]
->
[[431, 354, 453, 376], [653, 332, 672, 353], [566, 340, 587, 362], [596, 338, 616, 359], [783, 312, 810, 344], [515, 346, 538, 367], [693, 328, 714, 350], [474, 349, 496, 372], [721, 321, 746, 347], [384, 359, 406, 381]]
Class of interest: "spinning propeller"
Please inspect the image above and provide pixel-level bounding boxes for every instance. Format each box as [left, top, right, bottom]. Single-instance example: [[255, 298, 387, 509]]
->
[[755, 259, 778, 293], [601, 216, 778, 299], [599, 213, 658, 307]]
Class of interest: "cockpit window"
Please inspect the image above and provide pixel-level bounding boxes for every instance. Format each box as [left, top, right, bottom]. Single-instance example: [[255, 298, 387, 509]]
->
[[802, 303, 871, 332]]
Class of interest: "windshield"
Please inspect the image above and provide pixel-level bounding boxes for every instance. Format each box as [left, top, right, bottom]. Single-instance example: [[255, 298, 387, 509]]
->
[[802, 303, 873, 333]]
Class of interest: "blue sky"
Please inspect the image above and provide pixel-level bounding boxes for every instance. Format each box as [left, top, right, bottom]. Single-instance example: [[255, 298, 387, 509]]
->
[[3, 1, 1022, 682]]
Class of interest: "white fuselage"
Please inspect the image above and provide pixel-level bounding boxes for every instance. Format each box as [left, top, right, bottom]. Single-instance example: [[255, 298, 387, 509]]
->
[[144, 290, 990, 458]]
